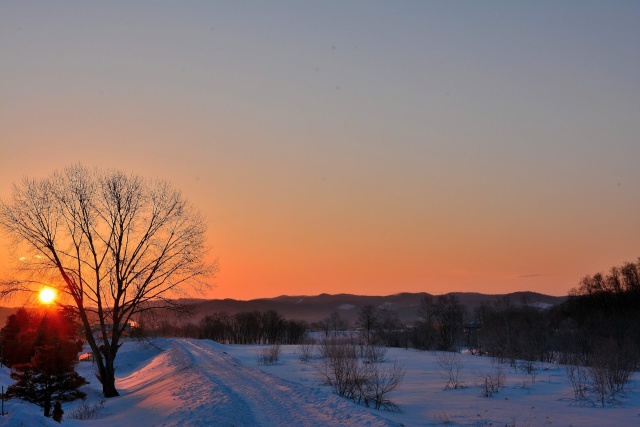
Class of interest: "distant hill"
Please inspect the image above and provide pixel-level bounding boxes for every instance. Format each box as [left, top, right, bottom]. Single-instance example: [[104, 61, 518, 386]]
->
[[0, 291, 567, 327], [186, 291, 566, 324]]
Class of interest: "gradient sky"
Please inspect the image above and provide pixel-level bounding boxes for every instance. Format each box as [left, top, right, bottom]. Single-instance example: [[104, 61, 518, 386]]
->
[[1, 1, 639, 300]]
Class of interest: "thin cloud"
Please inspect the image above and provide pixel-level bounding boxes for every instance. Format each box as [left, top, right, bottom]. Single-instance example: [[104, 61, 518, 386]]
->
[[517, 273, 556, 278]]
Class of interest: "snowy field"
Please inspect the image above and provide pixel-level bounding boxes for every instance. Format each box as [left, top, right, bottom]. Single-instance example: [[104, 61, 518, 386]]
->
[[0, 338, 638, 426]]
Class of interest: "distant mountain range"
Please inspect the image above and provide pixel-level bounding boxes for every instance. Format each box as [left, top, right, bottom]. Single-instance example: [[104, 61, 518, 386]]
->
[[0, 291, 567, 327], [182, 291, 566, 324]]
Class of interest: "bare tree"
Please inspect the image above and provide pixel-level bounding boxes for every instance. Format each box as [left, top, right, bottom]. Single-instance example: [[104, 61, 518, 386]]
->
[[376, 303, 401, 347], [356, 305, 379, 345], [417, 294, 465, 351], [298, 336, 315, 362], [415, 295, 438, 349], [434, 295, 465, 351], [0, 165, 216, 397], [327, 311, 346, 337]]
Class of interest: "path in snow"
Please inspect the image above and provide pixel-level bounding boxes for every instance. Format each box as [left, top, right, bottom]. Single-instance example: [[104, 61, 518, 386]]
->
[[162, 339, 397, 427]]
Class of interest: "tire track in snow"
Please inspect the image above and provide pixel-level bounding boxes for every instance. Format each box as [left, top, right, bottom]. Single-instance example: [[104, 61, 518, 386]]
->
[[170, 339, 397, 427]]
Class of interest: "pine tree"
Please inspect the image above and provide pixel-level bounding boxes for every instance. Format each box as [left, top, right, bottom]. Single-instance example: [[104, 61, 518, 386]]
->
[[7, 344, 88, 417], [0, 308, 37, 366], [1, 306, 83, 367]]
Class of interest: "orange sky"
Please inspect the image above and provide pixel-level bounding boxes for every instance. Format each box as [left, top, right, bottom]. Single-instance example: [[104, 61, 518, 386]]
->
[[1, 2, 639, 300]]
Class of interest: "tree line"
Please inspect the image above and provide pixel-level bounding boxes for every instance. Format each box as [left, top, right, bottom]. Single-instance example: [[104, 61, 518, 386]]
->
[[2, 258, 637, 418], [146, 309, 308, 345], [142, 257, 640, 373]]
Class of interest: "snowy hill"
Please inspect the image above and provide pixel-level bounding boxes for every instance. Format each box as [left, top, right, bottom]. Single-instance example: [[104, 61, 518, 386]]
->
[[1, 338, 636, 426], [0, 339, 394, 426]]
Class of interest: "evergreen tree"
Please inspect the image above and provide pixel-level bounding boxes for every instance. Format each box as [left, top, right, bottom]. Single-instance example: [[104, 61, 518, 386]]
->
[[5, 307, 87, 418], [0, 308, 37, 366], [1, 306, 82, 367], [7, 344, 88, 417]]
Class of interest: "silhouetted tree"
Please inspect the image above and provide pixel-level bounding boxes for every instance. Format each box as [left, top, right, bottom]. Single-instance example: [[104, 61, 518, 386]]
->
[[317, 318, 331, 338], [328, 312, 347, 337], [375, 304, 402, 347], [7, 309, 86, 418], [1, 307, 81, 367], [434, 295, 465, 351], [413, 295, 437, 350], [235, 311, 262, 344], [8, 344, 87, 418], [562, 258, 640, 370], [284, 319, 308, 344], [0, 308, 37, 366], [475, 297, 519, 361], [356, 305, 379, 345], [0, 165, 217, 397], [415, 295, 465, 350], [262, 310, 285, 344], [199, 312, 233, 343]]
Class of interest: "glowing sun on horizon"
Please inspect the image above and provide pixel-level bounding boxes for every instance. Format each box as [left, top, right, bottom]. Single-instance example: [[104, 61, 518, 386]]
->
[[39, 287, 56, 304]]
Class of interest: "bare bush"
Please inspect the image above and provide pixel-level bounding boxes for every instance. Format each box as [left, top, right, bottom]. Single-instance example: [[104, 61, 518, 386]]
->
[[589, 363, 610, 408], [364, 345, 388, 364], [299, 338, 315, 362], [598, 350, 632, 395], [317, 337, 338, 359], [257, 344, 281, 365], [318, 337, 356, 360], [436, 352, 465, 390], [564, 343, 634, 407], [315, 340, 404, 411], [67, 399, 106, 420], [519, 360, 539, 383], [362, 361, 406, 411], [316, 342, 363, 399], [565, 363, 589, 401], [588, 345, 633, 407], [475, 367, 505, 397]]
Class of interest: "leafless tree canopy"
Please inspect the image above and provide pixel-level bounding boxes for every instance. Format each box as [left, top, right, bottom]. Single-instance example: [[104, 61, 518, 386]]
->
[[0, 164, 216, 396]]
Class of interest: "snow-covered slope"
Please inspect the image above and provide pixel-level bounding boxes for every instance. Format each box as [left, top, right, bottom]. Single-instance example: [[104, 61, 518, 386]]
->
[[1, 339, 638, 426], [226, 344, 640, 427], [0, 339, 395, 426]]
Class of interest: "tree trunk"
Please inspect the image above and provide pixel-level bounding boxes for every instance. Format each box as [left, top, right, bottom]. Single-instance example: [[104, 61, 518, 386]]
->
[[102, 350, 120, 397], [89, 343, 120, 397], [77, 307, 120, 397], [102, 376, 119, 397]]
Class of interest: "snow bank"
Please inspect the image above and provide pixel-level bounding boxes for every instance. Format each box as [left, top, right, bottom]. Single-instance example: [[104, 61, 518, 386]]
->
[[1, 339, 638, 426]]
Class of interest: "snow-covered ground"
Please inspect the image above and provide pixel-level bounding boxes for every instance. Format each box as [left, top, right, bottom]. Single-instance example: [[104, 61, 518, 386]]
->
[[0, 338, 638, 426]]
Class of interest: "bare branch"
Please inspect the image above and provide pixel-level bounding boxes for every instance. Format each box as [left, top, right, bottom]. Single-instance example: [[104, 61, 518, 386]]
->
[[0, 164, 215, 397]]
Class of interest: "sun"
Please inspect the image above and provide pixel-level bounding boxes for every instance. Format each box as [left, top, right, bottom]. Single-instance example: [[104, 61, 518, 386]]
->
[[39, 287, 56, 304]]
